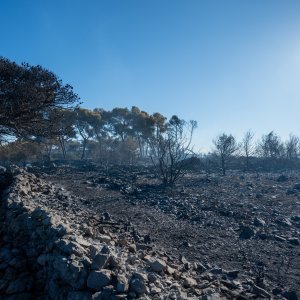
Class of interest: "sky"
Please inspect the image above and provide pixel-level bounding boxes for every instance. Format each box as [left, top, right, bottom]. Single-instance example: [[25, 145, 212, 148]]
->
[[1, 0, 300, 152]]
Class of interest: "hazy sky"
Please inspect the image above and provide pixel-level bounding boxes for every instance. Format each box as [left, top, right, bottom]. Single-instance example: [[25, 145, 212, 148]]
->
[[1, 0, 300, 151]]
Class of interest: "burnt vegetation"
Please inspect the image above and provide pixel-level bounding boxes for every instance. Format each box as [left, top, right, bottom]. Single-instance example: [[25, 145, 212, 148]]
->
[[1, 58, 300, 182]]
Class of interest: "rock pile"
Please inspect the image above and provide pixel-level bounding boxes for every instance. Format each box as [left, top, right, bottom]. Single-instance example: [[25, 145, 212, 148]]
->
[[0, 168, 288, 299]]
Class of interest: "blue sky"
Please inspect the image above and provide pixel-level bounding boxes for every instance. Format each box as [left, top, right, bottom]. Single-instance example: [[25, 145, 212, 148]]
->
[[1, 0, 300, 151]]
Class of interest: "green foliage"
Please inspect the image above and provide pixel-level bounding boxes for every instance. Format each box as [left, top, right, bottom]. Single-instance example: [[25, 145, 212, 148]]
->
[[2, 57, 299, 174], [0, 140, 42, 164], [0, 57, 79, 141]]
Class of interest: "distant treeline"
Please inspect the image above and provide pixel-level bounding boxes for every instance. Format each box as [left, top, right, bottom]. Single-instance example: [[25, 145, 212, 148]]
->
[[0, 105, 192, 164], [0, 57, 299, 175]]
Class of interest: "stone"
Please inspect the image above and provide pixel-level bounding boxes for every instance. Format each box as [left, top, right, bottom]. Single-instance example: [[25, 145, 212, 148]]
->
[[256, 193, 263, 199], [168, 291, 180, 299], [116, 238, 128, 246], [257, 232, 268, 240], [276, 218, 292, 227], [91, 254, 109, 270], [202, 292, 225, 300], [3, 267, 18, 281], [251, 284, 271, 299], [150, 286, 162, 294], [8, 256, 27, 268], [0, 248, 12, 263], [130, 277, 147, 295], [226, 270, 239, 279], [282, 290, 298, 300], [53, 257, 87, 289], [75, 236, 91, 247], [128, 291, 137, 298], [67, 291, 92, 300], [0, 279, 8, 291], [115, 294, 128, 300], [132, 272, 148, 282], [30, 207, 45, 219], [274, 235, 286, 242], [6, 292, 33, 300], [239, 226, 255, 239], [109, 254, 122, 267], [87, 270, 112, 290], [2, 166, 288, 300], [117, 274, 129, 292], [291, 215, 300, 222], [55, 239, 86, 256], [5, 278, 28, 294], [183, 276, 197, 288], [103, 212, 111, 221], [253, 217, 265, 227], [128, 244, 136, 253], [293, 183, 300, 190], [147, 272, 158, 283], [0, 165, 7, 174], [179, 255, 188, 264], [149, 259, 167, 272], [92, 291, 102, 300], [166, 265, 176, 275], [56, 223, 72, 236], [97, 234, 111, 243], [195, 262, 207, 273], [81, 224, 94, 236], [277, 175, 288, 182], [287, 189, 296, 195], [100, 245, 110, 254], [287, 237, 300, 245], [102, 285, 114, 298], [211, 267, 222, 275], [272, 287, 282, 295]]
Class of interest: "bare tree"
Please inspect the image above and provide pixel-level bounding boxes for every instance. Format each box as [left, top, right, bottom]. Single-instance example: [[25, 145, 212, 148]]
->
[[285, 134, 299, 160], [148, 115, 197, 186], [213, 133, 238, 175], [242, 130, 255, 171], [256, 131, 285, 159]]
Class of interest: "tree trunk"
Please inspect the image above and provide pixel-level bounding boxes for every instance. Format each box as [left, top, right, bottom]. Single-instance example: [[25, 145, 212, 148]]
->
[[221, 157, 226, 175], [59, 136, 66, 159], [81, 139, 87, 160]]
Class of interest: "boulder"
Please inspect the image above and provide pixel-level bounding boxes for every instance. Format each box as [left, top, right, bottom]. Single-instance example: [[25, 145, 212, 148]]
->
[[91, 254, 109, 270], [109, 254, 122, 268], [130, 277, 147, 295], [87, 270, 112, 291], [149, 259, 167, 272], [183, 276, 197, 288]]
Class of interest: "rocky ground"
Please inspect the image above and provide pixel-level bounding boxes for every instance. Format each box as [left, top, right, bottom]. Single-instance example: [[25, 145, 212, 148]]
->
[[1, 164, 300, 299], [34, 163, 300, 299]]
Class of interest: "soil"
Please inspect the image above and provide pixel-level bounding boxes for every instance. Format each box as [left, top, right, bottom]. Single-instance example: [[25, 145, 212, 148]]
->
[[36, 164, 300, 297]]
